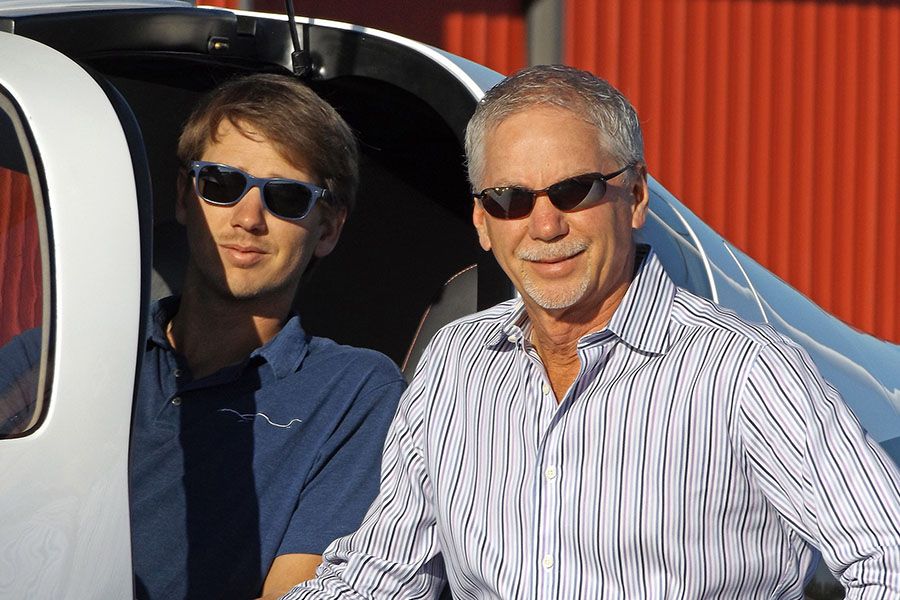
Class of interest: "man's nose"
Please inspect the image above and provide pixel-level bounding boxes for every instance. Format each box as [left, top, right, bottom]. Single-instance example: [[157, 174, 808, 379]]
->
[[229, 185, 268, 233], [527, 193, 569, 241]]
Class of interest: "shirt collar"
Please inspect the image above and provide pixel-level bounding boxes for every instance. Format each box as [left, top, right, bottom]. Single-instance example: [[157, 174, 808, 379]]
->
[[251, 314, 310, 378], [486, 301, 529, 348], [145, 296, 310, 378], [486, 244, 675, 355], [605, 245, 674, 355], [146, 296, 179, 350]]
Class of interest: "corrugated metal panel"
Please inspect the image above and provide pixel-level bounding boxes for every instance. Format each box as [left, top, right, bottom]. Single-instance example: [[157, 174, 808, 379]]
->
[[0, 168, 41, 347], [565, 0, 900, 344], [443, 5, 527, 74], [250, 1, 527, 74]]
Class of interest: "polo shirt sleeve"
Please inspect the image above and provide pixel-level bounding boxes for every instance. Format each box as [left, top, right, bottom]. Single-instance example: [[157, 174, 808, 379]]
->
[[735, 339, 900, 598], [276, 356, 406, 557], [281, 342, 448, 600]]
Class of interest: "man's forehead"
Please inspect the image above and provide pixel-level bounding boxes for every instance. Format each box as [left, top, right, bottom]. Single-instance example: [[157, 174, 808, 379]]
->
[[204, 117, 315, 176], [485, 107, 609, 152], [481, 108, 615, 182], [211, 117, 266, 144]]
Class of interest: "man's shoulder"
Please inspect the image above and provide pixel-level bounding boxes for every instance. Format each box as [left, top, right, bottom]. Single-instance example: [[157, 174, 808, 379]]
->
[[304, 335, 404, 384], [669, 286, 786, 351], [429, 298, 519, 346]]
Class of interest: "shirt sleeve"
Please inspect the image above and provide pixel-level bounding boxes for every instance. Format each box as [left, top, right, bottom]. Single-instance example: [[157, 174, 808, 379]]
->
[[281, 345, 446, 600], [277, 364, 407, 556], [735, 339, 900, 598]]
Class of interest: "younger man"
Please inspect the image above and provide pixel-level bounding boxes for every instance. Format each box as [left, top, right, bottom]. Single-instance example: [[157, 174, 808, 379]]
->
[[129, 74, 405, 599]]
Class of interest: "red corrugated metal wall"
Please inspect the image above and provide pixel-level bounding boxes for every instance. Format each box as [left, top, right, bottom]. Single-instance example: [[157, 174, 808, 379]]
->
[[250, 1, 527, 74], [565, 0, 900, 343], [0, 168, 41, 347]]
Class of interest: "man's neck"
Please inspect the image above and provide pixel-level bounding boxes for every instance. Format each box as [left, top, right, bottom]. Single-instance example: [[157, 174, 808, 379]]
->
[[167, 285, 293, 379], [526, 256, 636, 402]]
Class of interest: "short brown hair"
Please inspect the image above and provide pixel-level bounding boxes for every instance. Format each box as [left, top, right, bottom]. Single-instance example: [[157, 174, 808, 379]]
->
[[177, 73, 359, 215]]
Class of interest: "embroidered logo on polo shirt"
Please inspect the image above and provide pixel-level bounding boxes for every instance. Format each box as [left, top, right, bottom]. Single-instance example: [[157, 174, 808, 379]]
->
[[217, 409, 303, 429]]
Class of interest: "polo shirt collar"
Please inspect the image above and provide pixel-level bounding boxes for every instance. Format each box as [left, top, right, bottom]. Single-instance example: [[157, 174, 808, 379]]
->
[[145, 296, 310, 379], [146, 296, 180, 350], [486, 244, 675, 355], [251, 315, 310, 378]]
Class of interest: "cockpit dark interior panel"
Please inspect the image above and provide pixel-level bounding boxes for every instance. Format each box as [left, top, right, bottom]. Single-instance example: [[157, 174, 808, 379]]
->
[[9, 7, 507, 364]]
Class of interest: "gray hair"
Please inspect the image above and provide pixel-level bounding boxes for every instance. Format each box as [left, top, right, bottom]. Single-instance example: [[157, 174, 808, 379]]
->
[[464, 64, 644, 189]]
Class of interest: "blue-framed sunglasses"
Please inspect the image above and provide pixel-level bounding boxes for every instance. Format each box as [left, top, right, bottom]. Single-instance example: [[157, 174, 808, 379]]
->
[[189, 160, 329, 221]]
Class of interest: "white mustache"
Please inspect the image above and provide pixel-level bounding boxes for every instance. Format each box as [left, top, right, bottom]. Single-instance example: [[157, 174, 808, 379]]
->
[[516, 239, 588, 262]]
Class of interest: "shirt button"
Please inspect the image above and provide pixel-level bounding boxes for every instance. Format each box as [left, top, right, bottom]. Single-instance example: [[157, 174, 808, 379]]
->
[[542, 554, 554, 569], [545, 466, 557, 480], [542, 383, 550, 395], [507, 335, 517, 343], [171, 396, 182, 406]]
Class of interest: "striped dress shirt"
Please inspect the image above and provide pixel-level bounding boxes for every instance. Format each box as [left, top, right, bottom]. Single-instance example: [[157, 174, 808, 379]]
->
[[284, 247, 900, 599]]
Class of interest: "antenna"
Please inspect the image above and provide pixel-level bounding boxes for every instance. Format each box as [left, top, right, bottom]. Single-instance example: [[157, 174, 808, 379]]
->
[[284, 0, 312, 77]]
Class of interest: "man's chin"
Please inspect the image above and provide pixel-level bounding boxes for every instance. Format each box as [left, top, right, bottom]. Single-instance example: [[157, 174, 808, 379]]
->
[[187, 266, 298, 307], [219, 280, 289, 303], [225, 289, 266, 301], [522, 282, 589, 312], [224, 285, 282, 301]]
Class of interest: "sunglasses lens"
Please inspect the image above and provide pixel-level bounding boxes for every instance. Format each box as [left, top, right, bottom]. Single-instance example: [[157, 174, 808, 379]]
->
[[263, 181, 315, 220], [480, 188, 534, 219], [196, 165, 247, 205], [548, 176, 604, 211]]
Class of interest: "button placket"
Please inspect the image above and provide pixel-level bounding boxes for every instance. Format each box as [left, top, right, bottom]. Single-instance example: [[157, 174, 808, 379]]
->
[[535, 410, 563, 594], [169, 361, 190, 408]]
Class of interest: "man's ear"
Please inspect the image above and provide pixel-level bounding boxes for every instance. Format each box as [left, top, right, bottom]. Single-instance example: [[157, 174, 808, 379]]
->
[[313, 207, 348, 258], [472, 200, 492, 251], [630, 164, 650, 230]]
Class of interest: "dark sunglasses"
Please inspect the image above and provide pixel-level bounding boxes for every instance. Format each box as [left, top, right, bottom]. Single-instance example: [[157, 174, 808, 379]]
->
[[188, 161, 329, 221], [474, 165, 633, 220]]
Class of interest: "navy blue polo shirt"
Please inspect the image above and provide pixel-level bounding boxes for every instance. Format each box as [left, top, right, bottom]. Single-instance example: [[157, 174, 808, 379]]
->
[[130, 297, 405, 600]]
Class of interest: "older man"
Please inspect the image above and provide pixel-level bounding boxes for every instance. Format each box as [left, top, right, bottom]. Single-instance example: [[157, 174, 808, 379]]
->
[[129, 74, 405, 600], [281, 65, 900, 598]]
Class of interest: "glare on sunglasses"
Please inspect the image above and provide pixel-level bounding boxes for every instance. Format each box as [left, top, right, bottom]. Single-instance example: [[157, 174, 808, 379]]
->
[[474, 165, 633, 220]]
